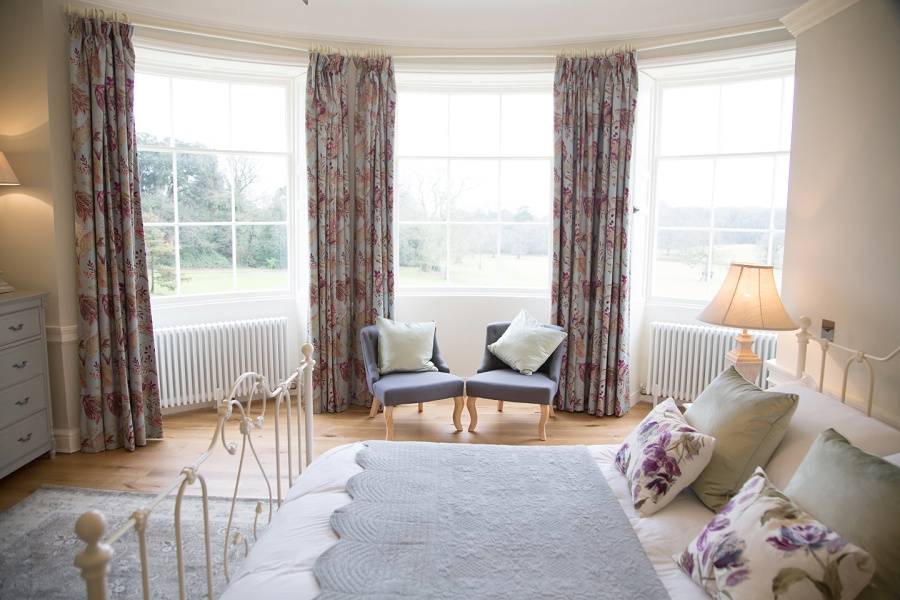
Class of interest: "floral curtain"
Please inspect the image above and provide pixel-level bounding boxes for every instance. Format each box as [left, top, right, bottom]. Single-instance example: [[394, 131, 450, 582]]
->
[[68, 15, 162, 451], [551, 53, 638, 417], [307, 53, 395, 413]]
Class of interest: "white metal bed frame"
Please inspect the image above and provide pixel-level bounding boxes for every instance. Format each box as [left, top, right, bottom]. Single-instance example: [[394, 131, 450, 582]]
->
[[73, 343, 316, 600], [787, 316, 900, 417]]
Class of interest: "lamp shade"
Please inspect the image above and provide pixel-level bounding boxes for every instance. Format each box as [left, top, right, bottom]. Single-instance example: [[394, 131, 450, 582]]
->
[[0, 152, 19, 186], [697, 263, 796, 331]]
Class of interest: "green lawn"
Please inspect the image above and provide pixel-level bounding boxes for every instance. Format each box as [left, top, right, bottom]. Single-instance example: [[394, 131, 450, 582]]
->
[[150, 268, 288, 296], [400, 254, 550, 289]]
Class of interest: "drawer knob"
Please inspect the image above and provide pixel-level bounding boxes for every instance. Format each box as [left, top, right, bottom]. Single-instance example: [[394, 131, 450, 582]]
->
[[12, 360, 28, 369], [15, 396, 30, 407], [17, 432, 33, 443], [8, 323, 24, 332]]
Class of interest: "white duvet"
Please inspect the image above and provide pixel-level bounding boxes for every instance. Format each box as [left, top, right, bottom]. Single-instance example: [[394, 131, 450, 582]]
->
[[221, 384, 900, 600]]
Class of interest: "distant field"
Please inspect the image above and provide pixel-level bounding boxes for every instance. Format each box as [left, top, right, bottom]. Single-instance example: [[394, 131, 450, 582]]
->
[[399, 254, 550, 288], [150, 268, 288, 296]]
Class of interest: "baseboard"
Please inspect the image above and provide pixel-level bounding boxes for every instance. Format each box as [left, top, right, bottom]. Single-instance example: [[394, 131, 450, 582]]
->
[[53, 427, 81, 453]]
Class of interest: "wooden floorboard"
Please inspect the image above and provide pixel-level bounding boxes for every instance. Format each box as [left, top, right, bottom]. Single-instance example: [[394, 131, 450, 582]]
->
[[0, 398, 649, 511]]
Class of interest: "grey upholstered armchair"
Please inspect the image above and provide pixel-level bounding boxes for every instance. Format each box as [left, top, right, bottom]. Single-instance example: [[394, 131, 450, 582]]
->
[[464, 321, 567, 441], [359, 325, 466, 440]]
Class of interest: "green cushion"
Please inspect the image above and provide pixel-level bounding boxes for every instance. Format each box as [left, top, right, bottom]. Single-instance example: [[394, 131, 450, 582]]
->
[[684, 367, 798, 511], [784, 428, 900, 600]]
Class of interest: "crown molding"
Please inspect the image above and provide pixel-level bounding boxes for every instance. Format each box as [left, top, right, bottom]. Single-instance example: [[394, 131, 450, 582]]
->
[[46, 324, 79, 344], [781, 0, 861, 37]]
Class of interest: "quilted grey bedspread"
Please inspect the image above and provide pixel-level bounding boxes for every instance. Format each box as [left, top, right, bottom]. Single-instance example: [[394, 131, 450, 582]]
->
[[314, 441, 669, 599]]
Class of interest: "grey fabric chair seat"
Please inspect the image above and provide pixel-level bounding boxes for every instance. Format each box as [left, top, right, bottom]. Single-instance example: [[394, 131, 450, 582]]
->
[[465, 369, 556, 405], [374, 371, 464, 407]]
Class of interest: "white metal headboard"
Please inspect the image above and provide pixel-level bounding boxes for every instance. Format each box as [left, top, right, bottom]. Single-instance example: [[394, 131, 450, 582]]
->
[[791, 316, 900, 417], [73, 343, 316, 600]]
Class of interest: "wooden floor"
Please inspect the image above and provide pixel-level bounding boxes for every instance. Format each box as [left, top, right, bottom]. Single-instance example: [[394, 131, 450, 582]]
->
[[0, 398, 649, 511]]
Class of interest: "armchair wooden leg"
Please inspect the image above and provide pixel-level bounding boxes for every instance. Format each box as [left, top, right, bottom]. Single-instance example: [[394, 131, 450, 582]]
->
[[384, 405, 395, 440], [538, 405, 549, 441], [418, 402, 424, 413], [369, 397, 380, 418], [467, 397, 478, 432], [549, 404, 555, 418], [497, 400, 504, 412], [452, 397, 464, 432]]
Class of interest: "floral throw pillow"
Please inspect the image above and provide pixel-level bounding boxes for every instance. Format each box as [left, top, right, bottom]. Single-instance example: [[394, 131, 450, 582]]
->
[[614, 398, 715, 516], [675, 467, 875, 599]]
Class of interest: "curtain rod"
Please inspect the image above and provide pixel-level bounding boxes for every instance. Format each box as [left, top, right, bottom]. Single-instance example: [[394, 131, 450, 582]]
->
[[65, 4, 786, 58]]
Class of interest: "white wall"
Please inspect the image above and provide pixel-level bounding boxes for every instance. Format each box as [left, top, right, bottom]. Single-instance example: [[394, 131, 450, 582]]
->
[[0, 0, 81, 452], [396, 295, 549, 376], [775, 0, 900, 426]]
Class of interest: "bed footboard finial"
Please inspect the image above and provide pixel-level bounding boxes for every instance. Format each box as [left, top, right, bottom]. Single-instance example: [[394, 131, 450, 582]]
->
[[75, 510, 113, 600], [795, 315, 812, 379]]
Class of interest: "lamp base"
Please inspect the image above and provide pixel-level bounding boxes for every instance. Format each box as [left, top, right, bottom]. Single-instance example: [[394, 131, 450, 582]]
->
[[725, 329, 762, 384]]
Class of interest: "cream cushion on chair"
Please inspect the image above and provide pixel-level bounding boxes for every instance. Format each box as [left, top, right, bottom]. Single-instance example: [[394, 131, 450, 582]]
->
[[375, 317, 438, 375], [487, 310, 566, 375]]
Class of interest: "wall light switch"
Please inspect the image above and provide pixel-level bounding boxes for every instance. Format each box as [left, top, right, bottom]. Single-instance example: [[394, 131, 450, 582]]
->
[[821, 319, 835, 342]]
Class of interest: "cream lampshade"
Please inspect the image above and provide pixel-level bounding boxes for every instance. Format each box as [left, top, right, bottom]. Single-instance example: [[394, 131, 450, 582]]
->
[[0, 152, 19, 186], [698, 263, 796, 383]]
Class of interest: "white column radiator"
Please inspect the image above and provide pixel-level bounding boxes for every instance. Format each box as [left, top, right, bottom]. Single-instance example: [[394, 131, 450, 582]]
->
[[646, 321, 778, 403], [153, 317, 289, 409]]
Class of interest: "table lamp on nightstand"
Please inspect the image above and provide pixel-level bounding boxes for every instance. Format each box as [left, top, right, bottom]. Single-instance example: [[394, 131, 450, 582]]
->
[[697, 263, 796, 383], [0, 151, 19, 293]]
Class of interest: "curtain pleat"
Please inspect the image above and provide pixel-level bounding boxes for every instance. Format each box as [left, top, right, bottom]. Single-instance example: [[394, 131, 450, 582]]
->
[[68, 15, 162, 451], [307, 53, 396, 413], [551, 53, 638, 416]]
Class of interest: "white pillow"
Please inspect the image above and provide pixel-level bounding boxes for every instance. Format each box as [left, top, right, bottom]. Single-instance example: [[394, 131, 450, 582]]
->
[[614, 398, 716, 516], [376, 317, 438, 375], [763, 383, 900, 488], [883, 452, 900, 467], [488, 310, 566, 375], [676, 467, 875, 600]]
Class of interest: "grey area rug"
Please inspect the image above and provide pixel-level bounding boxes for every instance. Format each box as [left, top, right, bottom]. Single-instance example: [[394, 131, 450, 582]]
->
[[0, 486, 261, 599], [315, 441, 669, 600]]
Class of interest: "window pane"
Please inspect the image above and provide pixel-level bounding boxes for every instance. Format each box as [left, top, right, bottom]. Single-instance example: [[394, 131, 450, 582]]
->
[[234, 155, 287, 221], [773, 154, 789, 229], [145, 226, 176, 296], [780, 76, 794, 151], [397, 93, 448, 156], [659, 85, 719, 156], [713, 156, 775, 229], [498, 224, 549, 288], [500, 159, 551, 222], [449, 224, 498, 286], [501, 93, 553, 156], [231, 84, 287, 152], [710, 231, 770, 285], [449, 94, 500, 156], [448, 160, 498, 221], [135, 73, 170, 145], [655, 158, 713, 227], [398, 224, 446, 286], [138, 151, 174, 222], [772, 231, 785, 270], [652, 230, 711, 300], [236, 225, 288, 290], [176, 153, 232, 222], [172, 78, 229, 149], [179, 226, 233, 294], [720, 78, 783, 153], [397, 158, 447, 221]]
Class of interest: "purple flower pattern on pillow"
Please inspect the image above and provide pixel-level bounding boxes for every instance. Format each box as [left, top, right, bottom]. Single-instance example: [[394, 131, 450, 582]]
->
[[615, 399, 715, 515], [675, 468, 875, 599]]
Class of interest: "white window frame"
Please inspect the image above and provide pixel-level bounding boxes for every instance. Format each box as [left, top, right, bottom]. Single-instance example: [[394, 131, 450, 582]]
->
[[135, 49, 306, 307], [640, 52, 795, 307], [394, 77, 554, 298]]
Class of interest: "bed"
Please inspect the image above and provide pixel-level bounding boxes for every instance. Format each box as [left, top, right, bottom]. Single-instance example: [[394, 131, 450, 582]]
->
[[72, 323, 900, 599], [220, 381, 900, 600]]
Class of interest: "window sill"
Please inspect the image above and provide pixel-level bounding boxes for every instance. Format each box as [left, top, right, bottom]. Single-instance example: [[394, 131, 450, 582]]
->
[[150, 290, 295, 310], [397, 288, 550, 299]]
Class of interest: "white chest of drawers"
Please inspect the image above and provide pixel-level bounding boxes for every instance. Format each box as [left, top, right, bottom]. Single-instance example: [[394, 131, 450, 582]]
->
[[0, 291, 54, 478]]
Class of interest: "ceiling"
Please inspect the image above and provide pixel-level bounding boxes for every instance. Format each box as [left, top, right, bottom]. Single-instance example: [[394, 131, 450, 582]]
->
[[99, 0, 805, 48]]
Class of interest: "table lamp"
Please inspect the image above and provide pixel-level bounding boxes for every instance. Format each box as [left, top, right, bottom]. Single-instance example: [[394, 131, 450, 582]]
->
[[697, 263, 796, 383], [0, 152, 18, 293]]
